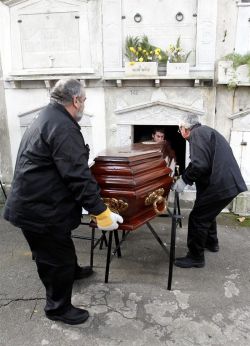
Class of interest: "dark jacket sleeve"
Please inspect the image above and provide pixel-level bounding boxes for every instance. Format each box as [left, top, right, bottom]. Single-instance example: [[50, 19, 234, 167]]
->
[[49, 125, 106, 215], [182, 130, 214, 186]]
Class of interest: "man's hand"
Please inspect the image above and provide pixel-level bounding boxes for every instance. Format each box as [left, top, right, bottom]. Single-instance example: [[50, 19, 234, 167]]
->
[[172, 177, 187, 193], [94, 207, 123, 231]]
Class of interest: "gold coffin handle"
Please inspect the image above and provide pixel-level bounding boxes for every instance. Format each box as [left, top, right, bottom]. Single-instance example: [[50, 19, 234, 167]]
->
[[102, 197, 128, 214], [153, 196, 167, 215], [145, 188, 167, 215]]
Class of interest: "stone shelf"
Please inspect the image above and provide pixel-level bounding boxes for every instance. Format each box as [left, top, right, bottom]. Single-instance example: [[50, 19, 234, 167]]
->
[[4, 74, 102, 88], [104, 71, 214, 87], [4, 71, 215, 88], [217, 82, 250, 87]]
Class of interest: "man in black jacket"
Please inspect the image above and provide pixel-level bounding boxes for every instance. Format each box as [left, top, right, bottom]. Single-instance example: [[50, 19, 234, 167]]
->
[[4, 79, 123, 324], [172, 114, 247, 268]]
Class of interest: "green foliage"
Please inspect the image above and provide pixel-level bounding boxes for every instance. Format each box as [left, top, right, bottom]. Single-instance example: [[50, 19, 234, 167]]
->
[[125, 36, 140, 61], [125, 35, 191, 64], [223, 52, 250, 76], [167, 36, 192, 63], [224, 52, 250, 68], [125, 35, 165, 63], [158, 50, 169, 63]]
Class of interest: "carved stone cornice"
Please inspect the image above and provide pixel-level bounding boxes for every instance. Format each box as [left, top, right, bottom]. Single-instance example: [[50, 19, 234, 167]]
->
[[2, 0, 88, 6], [115, 100, 205, 116], [228, 109, 250, 120], [2, 0, 27, 6]]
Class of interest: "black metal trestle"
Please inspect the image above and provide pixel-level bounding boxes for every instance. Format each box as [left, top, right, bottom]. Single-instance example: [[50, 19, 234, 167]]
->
[[0, 179, 7, 200], [145, 191, 182, 290], [73, 191, 182, 290]]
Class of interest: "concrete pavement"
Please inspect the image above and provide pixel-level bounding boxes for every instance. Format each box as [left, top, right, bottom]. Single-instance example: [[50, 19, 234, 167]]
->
[[0, 207, 250, 346]]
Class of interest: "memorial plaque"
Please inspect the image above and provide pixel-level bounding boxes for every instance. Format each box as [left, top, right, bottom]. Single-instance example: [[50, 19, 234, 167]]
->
[[19, 12, 81, 69]]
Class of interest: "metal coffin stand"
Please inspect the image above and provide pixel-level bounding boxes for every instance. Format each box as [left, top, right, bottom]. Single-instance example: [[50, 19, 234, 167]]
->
[[74, 144, 182, 290], [73, 190, 182, 290]]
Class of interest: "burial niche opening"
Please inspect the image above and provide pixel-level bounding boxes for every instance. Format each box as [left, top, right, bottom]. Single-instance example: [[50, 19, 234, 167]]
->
[[133, 125, 186, 174]]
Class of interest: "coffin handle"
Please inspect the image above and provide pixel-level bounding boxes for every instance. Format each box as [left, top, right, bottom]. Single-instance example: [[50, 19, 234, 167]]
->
[[153, 196, 167, 215]]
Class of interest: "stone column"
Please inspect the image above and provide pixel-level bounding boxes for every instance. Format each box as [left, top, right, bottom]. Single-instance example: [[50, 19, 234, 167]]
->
[[0, 53, 12, 201]]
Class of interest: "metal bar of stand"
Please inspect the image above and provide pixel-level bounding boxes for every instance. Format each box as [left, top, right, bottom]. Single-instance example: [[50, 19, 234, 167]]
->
[[167, 191, 178, 290], [0, 180, 7, 200], [111, 230, 130, 256], [114, 230, 121, 257], [146, 222, 169, 255], [104, 231, 130, 282], [176, 193, 182, 228], [72, 232, 106, 250], [100, 231, 108, 249], [146, 190, 182, 291], [72, 235, 93, 241], [105, 231, 113, 283], [90, 227, 95, 267]]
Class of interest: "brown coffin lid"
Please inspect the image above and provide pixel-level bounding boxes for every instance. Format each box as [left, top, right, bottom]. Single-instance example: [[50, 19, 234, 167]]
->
[[94, 143, 163, 163], [91, 143, 172, 190]]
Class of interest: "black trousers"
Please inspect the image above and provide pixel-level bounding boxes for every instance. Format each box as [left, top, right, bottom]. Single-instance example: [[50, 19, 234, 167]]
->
[[22, 228, 79, 315], [187, 197, 233, 259]]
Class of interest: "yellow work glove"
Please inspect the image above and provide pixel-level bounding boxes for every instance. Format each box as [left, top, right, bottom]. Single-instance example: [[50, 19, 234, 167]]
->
[[94, 207, 123, 231]]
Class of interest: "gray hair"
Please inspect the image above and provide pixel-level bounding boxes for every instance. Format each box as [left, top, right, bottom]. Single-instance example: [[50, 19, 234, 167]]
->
[[179, 114, 200, 129], [50, 79, 84, 105]]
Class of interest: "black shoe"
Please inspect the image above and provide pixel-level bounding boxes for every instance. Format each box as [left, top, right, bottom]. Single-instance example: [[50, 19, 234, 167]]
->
[[205, 244, 219, 252], [175, 253, 205, 268], [75, 266, 93, 280], [46, 306, 89, 325]]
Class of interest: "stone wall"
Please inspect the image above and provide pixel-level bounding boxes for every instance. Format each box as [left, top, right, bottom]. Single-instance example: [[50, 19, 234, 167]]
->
[[0, 54, 12, 201]]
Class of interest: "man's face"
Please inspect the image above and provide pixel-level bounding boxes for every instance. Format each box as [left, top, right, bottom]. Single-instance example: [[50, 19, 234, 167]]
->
[[179, 126, 190, 140], [75, 93, 86, 122], [152, 131, 165, 143]]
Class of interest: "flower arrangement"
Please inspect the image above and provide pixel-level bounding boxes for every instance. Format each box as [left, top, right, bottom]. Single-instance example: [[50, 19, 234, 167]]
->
[[125, 35, 166, 65], [219, 52, 250, 88], [223, 52, 250, 76], [167, 37, 191, 63], [124, 35, 191, 76]]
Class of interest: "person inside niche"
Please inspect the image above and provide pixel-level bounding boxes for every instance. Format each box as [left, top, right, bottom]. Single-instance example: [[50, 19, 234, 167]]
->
[[142, 127, 176, 174]]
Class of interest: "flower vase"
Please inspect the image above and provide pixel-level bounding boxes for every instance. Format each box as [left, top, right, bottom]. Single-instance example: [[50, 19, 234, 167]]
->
[[167, 62, 189, 76], [125, 62, 158, 77], [157, 62, 167, 76]]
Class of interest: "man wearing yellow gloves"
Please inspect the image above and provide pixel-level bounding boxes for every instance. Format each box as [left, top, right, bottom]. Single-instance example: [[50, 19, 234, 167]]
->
[[4, 79, 123, 325]]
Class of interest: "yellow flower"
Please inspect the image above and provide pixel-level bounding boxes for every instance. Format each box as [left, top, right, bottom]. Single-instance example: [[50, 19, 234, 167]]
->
[[129, 61, 135, 65], [129, 47, 135, 53], [138, 46, 142, 51], [143, 49, 147, 53], [139, 57, 144, 62]]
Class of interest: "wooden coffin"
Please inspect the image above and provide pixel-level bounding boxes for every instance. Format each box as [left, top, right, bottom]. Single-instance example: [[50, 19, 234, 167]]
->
[[91, 144, 173, 231]]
